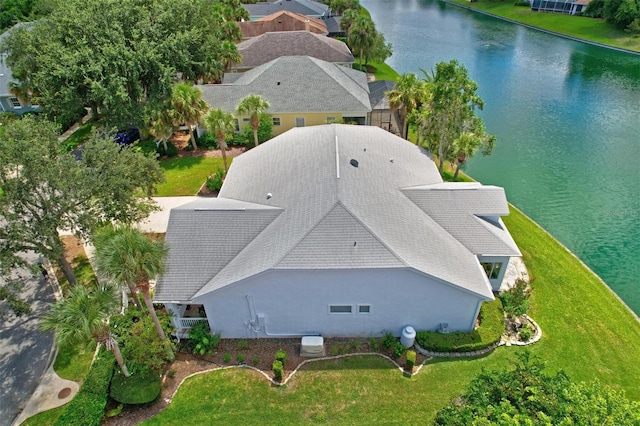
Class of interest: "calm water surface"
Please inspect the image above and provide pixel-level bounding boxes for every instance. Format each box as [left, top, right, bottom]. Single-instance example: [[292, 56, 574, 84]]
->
[[361, 0, 640, 313]]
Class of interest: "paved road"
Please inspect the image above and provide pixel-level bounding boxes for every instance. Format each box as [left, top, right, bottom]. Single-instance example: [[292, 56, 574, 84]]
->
[[0, 254, 55, 426]]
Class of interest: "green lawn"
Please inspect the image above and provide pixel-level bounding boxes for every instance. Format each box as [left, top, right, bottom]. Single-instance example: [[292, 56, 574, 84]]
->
[[155, 157, 228, 197], [353, 62, 400, 81], [59, 120, 101, 152], [449, 0, 640, 52], [143, 206, 640, 424]]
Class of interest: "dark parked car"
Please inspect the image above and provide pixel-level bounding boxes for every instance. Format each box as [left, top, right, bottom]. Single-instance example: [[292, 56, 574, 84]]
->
[[114, 128, 140, 147]]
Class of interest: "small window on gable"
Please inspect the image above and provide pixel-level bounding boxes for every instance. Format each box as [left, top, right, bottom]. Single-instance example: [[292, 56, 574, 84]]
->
[[9, 97, 21, 108], [242, 118, 250, 122], [326, 116, 336, 124], [358, 305, 370, 314], [272, 117, 281, 126], [295, 117, 305, 127], [329, 305, 352, 314]]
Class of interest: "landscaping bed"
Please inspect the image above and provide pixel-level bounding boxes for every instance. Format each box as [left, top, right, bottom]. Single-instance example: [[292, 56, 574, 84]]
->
[[102, 336, 425, 425]]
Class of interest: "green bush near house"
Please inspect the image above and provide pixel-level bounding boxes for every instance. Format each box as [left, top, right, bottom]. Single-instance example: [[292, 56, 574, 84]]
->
[[110, 370, 161, 405], [54, 348, 114, 426], [416, 299, 504, 353], [272, 360, 284, 381]]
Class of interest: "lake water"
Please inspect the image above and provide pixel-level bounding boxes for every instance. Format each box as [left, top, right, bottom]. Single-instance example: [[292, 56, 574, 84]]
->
[[361, 0, 640, 314]]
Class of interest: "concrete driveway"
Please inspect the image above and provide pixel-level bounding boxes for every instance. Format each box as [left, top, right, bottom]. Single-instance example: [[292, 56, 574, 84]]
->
[[0, 254, 55, 426]]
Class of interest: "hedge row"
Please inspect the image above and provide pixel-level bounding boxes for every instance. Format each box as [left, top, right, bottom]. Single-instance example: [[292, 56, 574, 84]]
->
[[54, 347, 114, 426], [415, 299, 504, 353]]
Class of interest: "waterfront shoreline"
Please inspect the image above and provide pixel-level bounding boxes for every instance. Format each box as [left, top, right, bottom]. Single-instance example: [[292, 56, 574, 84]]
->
[[444, 0, 640, 55]]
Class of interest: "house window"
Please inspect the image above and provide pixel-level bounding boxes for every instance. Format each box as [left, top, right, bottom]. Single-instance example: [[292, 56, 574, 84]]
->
[[358, 305, 371, 314], [295, 117, 305, 127], [329, 305, 352, 314], [234, 119, 240, 132], [272, 117, 281, 126], [242, 118, 250, 122], [326, 116, 336, 124], [9, 97, 21, 108], [481, 262, 503, 280]]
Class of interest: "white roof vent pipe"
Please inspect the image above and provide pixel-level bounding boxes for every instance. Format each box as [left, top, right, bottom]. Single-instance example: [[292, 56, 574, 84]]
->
[[267, 193, 273, 200]]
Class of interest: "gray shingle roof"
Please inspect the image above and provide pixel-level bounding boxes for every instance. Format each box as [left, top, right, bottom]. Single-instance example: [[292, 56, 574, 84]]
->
[[402, 183, 521, 257], [0, 24, 29, 97], [236, 31, 353, 69], [198, 56, 371, 114], [156, 125, 520, 303], [243, 0, 329, 18], [154, 199, 282, 302]]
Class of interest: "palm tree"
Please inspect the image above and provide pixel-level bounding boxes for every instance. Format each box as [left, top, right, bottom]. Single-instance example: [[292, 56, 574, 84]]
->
[[93, 226, 169, 345], [145, 102, 175, 153], [451, 120, 495, 181], [219, 40, 242, 72], [236, 94, 270, 148], [41, 283, 130, 377], [347, 16, 375, 68], [203, 108, 236, 173], [387, 73, 427, 140], [170, 83, 208, 150], [340, 8, 358, 40]]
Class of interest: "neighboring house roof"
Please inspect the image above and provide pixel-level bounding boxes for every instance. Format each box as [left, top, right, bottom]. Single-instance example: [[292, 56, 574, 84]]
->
[[239, 11, 328, 38], [155, 125, 518, 303], [198, 56, 371, 114], [235, 31, 354, 69], [368, 80, 396, 110], [323, 16, 343, 35], [243, 0, 329, 19]]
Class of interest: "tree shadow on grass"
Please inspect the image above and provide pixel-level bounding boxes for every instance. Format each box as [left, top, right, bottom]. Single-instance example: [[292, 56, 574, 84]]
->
[[159, 156, 206, 171]]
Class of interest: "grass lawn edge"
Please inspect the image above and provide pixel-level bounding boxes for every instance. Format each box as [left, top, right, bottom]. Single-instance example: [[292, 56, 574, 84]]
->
[[444, 0, 640, 54]]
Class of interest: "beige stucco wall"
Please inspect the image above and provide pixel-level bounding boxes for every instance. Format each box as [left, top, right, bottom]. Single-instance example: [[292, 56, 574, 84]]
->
[[236, 112, 367, 136]]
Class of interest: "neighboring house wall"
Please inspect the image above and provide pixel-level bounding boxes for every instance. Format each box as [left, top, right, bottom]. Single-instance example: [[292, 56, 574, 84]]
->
[[478, 255, 510, 292], [237, 112, 366, 136], [195, 268, 484, 338]]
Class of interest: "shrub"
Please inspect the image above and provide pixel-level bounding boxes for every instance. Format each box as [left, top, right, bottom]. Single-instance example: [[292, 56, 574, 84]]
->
[[165, 141, 178, 157], [272, 360, 284, 381], [206, 166, 225, 192], [167, 369, 176, 379], [184, 144, 194, 152], [230, 132, 249, 147], [133, 139, 159, 156], [252, 355, 259, 365], [241, 113, 273, 147], [188, 321, 220, 356], [197, 133, 218, 149], [519, 323, 533, 341], [237, 340, 249, 350], [415, 299, 504, 353], [275, 349, 286, 366], [499, 279, 530, 317], [237, 353, 245, 363], [111, 308, 175, 376], [54, 348, 114, 426], [110, 370, 161, 404], [223, 352, 231, 363], [393, 341, 405, 358], [382, 332, 396, 350], [405, 350, 416, 371]]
